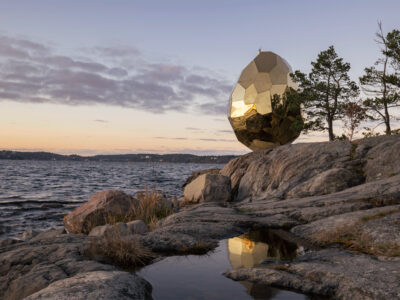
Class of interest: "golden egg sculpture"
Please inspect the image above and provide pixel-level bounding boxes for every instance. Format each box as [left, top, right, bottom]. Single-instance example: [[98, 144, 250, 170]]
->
[[228, 51, 302, 151]]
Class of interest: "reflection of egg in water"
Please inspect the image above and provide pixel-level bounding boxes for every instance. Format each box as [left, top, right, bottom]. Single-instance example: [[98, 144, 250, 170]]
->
[[243, 238, 255, 251], [228, 236, 270, 269]]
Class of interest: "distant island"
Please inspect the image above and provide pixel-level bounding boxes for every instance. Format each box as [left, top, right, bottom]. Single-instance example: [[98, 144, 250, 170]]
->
[[0, 150, 237, 164]]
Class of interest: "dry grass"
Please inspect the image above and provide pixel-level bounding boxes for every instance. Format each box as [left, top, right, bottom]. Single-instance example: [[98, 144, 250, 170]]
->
[[97, 188, 174, 230], [235, 207, 253, 214], [360, 209, 400, 222], [100, 211, 133, 226], [132, 189, 174, 229], [362, 197, 400, 207], [84, 227, 155, 268], [311, 212, 400, 257]]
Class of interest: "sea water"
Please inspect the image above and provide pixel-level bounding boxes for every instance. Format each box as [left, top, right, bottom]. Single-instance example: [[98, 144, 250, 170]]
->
[[0, 159, 223, 238]]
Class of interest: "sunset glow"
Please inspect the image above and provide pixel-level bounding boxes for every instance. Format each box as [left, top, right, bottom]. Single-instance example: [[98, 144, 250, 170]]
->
[[0, 1, 399, 154]]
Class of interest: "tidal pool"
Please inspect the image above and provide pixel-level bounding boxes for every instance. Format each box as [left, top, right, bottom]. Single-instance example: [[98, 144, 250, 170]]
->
[[138, 229, 321, 300]]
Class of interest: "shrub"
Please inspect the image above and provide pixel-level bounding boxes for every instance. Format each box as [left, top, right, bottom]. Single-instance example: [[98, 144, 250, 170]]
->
[[132, 188, 174, 229], [84, 227, 155, 268], [99, 188, 174, 230], [310, 216, 400, 257]]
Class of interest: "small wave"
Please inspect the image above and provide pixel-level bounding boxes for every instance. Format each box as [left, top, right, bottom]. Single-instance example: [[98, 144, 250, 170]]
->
[[0, 199, 84, 205], [0, 195, 23, 200]]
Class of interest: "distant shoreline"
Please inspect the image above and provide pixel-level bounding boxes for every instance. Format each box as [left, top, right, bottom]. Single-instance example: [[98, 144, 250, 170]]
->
[[0, 150, 237, 164]]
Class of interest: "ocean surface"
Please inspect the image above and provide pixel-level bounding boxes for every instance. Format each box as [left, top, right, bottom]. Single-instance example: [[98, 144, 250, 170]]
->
[[0, 160, 224, 238]]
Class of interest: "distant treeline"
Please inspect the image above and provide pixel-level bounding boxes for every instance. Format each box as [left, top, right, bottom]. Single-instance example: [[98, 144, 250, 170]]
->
[[0, 150, 237, 164]]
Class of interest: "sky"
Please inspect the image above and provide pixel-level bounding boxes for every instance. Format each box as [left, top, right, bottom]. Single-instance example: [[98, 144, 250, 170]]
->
[[0, 0, 399, 155]]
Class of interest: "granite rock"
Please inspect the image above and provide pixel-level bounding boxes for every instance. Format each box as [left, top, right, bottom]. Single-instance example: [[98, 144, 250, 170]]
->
[[24, 271, 152, 300], [63, 190, 138, 234], [89, 220, 149, 238], [183, 174, 231, 203]]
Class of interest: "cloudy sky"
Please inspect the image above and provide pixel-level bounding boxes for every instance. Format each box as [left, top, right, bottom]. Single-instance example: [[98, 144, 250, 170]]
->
[[0, 0, 399, 155]]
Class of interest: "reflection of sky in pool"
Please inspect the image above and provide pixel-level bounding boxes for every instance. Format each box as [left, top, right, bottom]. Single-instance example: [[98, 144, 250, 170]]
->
[[137, 229, 314, 300]]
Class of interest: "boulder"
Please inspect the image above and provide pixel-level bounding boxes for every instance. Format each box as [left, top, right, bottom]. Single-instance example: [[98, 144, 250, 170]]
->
[[63, 190, 138, 234], [24, 271, 152, 300], [89, 220, 149, 238], [182, 168, 221, 187], [221, 135, 400, 202], [183, 174, 231, 203]]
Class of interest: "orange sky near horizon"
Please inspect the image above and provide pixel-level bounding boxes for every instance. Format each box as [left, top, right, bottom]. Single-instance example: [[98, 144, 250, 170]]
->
[[0, 100, 340, 156], [0, 100, 252, 155]]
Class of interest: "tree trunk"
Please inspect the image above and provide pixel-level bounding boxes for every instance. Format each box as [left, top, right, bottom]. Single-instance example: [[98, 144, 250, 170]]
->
[[384, 104, 391, 135], [328, 118, 334, 141], [382, 48, 391, 135]]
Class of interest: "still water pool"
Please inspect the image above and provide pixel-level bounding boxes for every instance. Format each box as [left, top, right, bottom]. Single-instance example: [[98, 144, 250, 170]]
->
[[138, 229, 322, 300]]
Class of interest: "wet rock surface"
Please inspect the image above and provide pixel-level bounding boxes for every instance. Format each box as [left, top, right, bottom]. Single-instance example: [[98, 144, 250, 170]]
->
[[139, 203, 252, 253]]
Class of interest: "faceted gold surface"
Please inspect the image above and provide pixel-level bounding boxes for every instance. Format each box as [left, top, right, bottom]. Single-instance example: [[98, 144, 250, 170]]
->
[[228, 51, 301, 151]]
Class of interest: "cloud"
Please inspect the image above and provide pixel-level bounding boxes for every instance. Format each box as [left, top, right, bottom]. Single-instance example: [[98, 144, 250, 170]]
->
[[0, 35, 50, 60], [185, 127, 201, 131], [196, 101, 228, 115], [154, 137, 188, 140], [198, 138, 235, 142], [213, 118, 226, 122], [94, 119, 108, 123], [153, 136, 235, 142], [0, 34, 232, 115], [216, 129, 232, 133], [94, 45, 140, 57]]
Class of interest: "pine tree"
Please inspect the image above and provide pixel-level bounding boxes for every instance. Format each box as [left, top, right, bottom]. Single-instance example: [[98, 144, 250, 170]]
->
[[359, 23, 400, 135], [291, 46, 359, 141]]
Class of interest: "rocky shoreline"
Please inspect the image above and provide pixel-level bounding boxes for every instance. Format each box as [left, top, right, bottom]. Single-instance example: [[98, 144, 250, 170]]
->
[[1, 135, 399, 300]]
